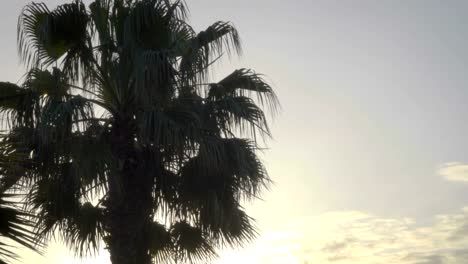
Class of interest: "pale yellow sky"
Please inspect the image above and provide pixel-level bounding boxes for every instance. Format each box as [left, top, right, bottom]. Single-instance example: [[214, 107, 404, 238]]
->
[[4, 0, 468, 263]]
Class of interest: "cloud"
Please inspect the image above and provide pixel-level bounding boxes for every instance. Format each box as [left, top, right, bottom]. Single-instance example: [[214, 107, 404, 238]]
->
[[234, 207, 468, 264], [402, 253, 446, 264], [438, 162, 468, 182], [321, 236, 356, 253]]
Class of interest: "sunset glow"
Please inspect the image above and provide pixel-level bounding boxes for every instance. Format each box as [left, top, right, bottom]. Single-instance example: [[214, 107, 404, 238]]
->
[[3, 0, 468, 263]]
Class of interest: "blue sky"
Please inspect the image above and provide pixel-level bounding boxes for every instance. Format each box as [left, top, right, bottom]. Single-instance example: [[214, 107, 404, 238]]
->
[[3, 0, 468, 263]]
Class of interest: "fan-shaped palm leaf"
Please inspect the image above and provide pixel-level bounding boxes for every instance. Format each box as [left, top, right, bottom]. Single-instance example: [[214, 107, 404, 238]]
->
[[18, 1, 90, 68], [179, 21, 241, 83], [0, 193, 40, 264]]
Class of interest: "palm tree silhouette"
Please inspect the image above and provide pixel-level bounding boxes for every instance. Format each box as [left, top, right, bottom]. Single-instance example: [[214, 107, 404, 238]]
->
[[0, 0, 278, 263]]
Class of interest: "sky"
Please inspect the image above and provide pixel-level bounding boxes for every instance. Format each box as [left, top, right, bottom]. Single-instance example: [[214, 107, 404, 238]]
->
[[2, 0, 468, 263]]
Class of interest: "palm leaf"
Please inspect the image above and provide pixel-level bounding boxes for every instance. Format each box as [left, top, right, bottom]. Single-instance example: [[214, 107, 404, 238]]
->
[[23, 68, 70, 98], [179, 21, 241, 83], [205, 96, 270, 139], [123, 0, 179, 50], [17, 1, 89, 63], [170, 221, 217, 263], [38, 95, 94, 149], [0, 130, 33, 192], [132, 49, 176, 106], [0, 82, 39, 128], [136, 105, 201, 152], [0, 83, 25, 112], [209, 68, 279, 114], [18, 0, 90, 69], [0, 192, 41, 264], [64, 202, 105, 257], [68, 130, 112, 199], [89, 0, 113, 52], [148, 221, 173, 263]]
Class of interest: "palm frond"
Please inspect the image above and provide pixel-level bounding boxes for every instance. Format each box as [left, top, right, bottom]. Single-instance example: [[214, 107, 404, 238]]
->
[[23, 68, 69, 98], [148, 221, 173, 263], [205, 96, 270, 139], [109, 0, 130, 47], [123, 0, 184, 51], [132, 49, 176, 106], [17, 2, 50, 67], [136, 106, 201, 152], [180, 137, 269, 203], [18, 1, 90, 69], [209, 68, 280, 115], [170, 221, 216, 263], [0, 83, 27, 112], [89, 0, 113, 52], [179, 21, 241, 83], [29, 167, 81, 237], [0, 193, 40, 264], [68, 127, 112, 199], [30, 179, 105, 257], [0, 130, 33, 192], [38, 95, 94, 149], [0, 82, 39, 129], [200, 206, 257, 247], [64, 202, 105, 257]]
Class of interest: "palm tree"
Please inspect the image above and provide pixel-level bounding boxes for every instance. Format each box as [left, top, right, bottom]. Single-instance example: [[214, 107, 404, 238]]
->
[[0, 0, 278, 263]]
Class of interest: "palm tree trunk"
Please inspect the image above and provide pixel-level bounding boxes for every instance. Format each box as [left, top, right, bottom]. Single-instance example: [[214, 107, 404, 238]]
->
[[106, 192, 152, 264], [104, 118, 153, 264]]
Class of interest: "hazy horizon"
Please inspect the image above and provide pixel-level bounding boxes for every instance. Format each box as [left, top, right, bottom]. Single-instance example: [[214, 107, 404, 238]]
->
[[3, 1, 468, 263]]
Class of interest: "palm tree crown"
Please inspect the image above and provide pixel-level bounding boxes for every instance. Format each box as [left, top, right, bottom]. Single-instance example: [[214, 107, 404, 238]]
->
[[0, 0, 279, 263]]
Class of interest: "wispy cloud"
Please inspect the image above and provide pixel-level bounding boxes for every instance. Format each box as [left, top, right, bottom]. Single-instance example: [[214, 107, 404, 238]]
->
[[438, 162, 468, 182], [234, 207, 468, 264]]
